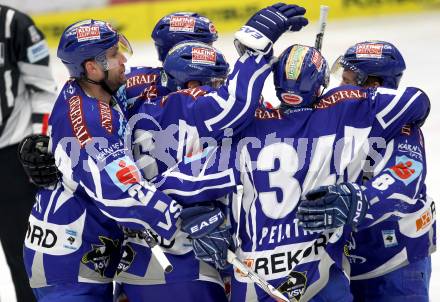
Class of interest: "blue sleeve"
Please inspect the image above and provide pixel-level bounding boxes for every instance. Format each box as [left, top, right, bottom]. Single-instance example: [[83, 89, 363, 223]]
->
[[153, 144, 239, 205], [159, 53, 273, 141], [370, 86, 430, 140], [52, 112, 181, 240], [360, 125, 427, 229]]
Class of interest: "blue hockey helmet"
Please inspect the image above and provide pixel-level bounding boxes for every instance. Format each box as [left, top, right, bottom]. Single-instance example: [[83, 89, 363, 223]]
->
[[151, 12, 218, 62], [162, 41, 229, 91], [331, 40, 406, 89], [57, 19, 133, 78], [273, 44, 329, 107]]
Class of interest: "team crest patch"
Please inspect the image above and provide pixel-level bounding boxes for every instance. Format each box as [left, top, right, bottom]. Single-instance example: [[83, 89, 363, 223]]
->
[[170, 16, 195, 32], [381, 229, 398, 248], [277, 271, 307, 302], [356, 43, 384, 59], [192, 47, 216, 65], [81, 236, 120, 276], [116, 244, 136, 275], [77, 25, 101, 42]]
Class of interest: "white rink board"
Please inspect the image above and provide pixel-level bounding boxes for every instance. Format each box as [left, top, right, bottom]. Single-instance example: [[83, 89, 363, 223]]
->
[[1, 11, 439, 301]]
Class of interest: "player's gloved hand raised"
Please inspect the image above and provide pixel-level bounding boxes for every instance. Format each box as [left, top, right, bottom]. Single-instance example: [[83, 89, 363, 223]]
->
[[180, 205, 233, 270], [18, 134, 60, 187], [296, 183, 369, 231], [235, 3, 308, 55]]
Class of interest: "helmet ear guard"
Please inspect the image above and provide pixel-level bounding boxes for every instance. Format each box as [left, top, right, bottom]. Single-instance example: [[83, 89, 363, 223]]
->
[[274, 44, 329, 108]]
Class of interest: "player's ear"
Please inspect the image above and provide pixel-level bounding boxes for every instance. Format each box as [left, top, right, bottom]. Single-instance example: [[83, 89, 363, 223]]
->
[[83, 60, 101, 79], [187, 80, 201, 89], [364, 76, 381, 88]]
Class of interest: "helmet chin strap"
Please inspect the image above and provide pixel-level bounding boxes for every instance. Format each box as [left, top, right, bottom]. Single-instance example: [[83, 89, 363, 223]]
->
[[83, 70, 116, 95]]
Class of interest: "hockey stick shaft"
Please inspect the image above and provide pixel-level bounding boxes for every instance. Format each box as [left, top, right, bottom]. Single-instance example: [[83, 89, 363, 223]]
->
[[315, 5, 329, 51], [142, 229, 173, 273], [227, 250, 289, 302]]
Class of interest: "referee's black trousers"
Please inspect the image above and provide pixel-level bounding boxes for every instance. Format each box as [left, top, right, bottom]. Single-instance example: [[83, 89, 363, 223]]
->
[[0, 143, 37, 301]]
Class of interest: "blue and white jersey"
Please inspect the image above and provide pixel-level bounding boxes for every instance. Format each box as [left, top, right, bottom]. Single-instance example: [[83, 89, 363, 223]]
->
[[155, 84, 430, 301], [226, 85, 429, 301], [23, 79, 181, 288], [348, 124, 436, 279], [114, 53, 273, 286], [117, 66, 171, 119]]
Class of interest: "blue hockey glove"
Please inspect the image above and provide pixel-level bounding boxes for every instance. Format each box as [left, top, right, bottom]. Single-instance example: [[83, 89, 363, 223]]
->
[[180, 206, 233, 269], [234, 3, 308, 55], [296, 183, 369, 231]]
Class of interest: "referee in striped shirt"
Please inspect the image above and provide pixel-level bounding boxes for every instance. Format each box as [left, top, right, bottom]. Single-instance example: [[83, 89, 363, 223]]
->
[[0, 5, 56, 301]]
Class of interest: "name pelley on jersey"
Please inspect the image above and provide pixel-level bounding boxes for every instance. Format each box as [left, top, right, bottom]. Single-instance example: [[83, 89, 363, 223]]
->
[[156, 84, 430, 301]]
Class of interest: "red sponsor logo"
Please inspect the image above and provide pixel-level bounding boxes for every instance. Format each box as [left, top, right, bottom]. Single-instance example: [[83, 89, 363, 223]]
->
[[116, 160, 140, 185], [281, 93, 303, 106], [311, 50, 323, 71], [192, 47, 216, 65], [98, 101, 112, 134], [169, 16, 195, 32], [68, 95, 91, 147], [356, 43, 384, 58], [389, 160, 416, 180], [416, 210, 432, 231], [126, 73, 158, 89], [314, 89, 367, 109], [161, 87, 208, 106], [76, 25, 100, 42], [255, 108, 283, 120]]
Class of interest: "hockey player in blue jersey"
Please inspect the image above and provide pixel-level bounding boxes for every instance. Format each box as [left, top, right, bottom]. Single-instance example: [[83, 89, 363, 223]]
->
[[322, 41, 434, 302], [18, 5, 309, 301], [172, 43, 431, 301], [23, 20, 184, 302], [113, 5, 309, 302], [120, 12, 218, 118]]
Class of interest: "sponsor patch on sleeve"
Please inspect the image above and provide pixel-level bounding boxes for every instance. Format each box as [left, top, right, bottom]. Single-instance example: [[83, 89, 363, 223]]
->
[[104, 156, 141, 192], [387, 155, 423, 185], [28, 25, 41, 43], [27, 40, 49, 63]]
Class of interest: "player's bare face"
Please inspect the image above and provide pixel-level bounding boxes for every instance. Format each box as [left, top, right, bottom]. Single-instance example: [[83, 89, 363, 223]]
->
[[341, 70, 358, 86], [104, 47, 127, 90]]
